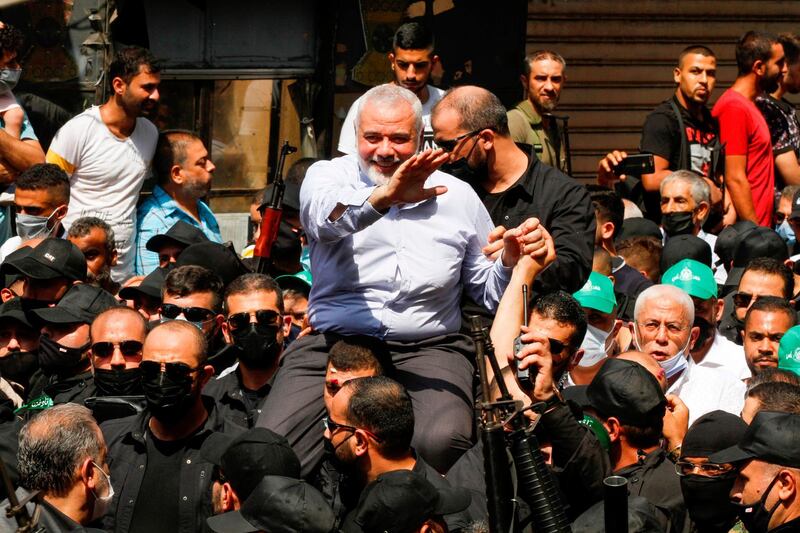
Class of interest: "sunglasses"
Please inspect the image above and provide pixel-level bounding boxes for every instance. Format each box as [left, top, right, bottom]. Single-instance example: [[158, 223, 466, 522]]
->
[[139, 360, 201, 380], [436, 129, 481, 153], [732, 292, 763, 309], [547, 337, 566, 356], [322, 416, 384, 443], [674, 461, 734, 477], [160, 303, 215, 323], [91, 340, 143, 358], [227, 310, 281, 331]]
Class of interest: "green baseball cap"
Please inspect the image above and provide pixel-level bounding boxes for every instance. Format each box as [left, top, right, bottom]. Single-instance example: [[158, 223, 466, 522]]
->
[[275, 270, 313, 295], [778, 325, 800, 376], [573, 272, 616, 314], [662, 259, 717, 301]]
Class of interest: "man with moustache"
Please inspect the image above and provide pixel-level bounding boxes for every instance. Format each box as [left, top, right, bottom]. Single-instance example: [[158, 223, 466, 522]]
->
[[46, 46, 161, 280], [508, 50, 569, 172], [713, 31, 787, 226], [67, 217, 120, 295], [742, 296, 797, 380]]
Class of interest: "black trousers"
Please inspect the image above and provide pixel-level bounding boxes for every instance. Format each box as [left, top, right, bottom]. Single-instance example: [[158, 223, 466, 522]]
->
[[256, 331, 476, 476]]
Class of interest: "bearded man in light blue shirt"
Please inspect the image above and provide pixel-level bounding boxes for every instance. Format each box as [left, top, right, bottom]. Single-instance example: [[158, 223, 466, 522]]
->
[[257, 84, 551, 475]]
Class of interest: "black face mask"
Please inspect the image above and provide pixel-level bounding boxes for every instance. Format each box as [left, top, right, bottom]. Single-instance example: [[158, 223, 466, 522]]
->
[[680, 472, 739, 532], [141, 369, 195, 422], [38, 335, 90, 376], [733, 474, 781, 533], [662, 211, 696, 237], [231, 323, 281, 369], [93, 367, 143, 397], [439, 137, 486, 186], [694, 316, 716, 350], [0, 351, 38, 388]]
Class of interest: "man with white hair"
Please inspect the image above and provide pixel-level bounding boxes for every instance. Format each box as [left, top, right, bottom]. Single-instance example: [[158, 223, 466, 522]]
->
[[258, 83, 552, 475], [632, 284, 745, 425]]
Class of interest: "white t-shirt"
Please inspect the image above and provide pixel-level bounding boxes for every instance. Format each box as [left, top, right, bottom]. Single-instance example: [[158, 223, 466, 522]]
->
[[46, 106, 158, 280], [668, 358, 746, 426], [337, 84, 445, 155], [698, 332, 751, 382]]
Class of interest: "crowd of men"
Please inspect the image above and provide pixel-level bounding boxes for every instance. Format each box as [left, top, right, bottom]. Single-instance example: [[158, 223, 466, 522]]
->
[[0, 17, 797, 533]]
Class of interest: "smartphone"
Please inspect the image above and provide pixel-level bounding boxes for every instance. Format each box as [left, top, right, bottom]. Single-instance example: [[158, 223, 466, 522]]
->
[[512, 285, 537, 390], [613, 153, 655, 176]]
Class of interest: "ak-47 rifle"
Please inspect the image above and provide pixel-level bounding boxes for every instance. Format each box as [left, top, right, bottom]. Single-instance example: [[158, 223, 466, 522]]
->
[[470, 315, 571, 533], [254, 140, 298, 274], [0, 458, 43, 533]]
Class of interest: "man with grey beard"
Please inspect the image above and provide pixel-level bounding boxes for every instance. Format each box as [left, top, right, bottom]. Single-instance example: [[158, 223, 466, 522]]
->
[[258, 83, 553, 476]]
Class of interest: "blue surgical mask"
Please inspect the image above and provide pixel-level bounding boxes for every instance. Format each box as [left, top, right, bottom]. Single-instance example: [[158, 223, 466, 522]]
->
[[0, 68, 21, 94], [776, 220, 796, 248], [16, 210, 61, 241]]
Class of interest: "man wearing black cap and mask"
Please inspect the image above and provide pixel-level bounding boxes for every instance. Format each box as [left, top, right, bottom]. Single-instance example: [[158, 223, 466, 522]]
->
[[0, 297, 39, 400], [100, 320, 244, 533], [89, 306, 148, 398], [586, 358, 688, 533], [206, 273, 290, 428], [0, 237, 86, 311], [135, 219, 208, 275], [710, 411, 800, 533], [677, 410, 748, 533], [23, 283, 119, 409]]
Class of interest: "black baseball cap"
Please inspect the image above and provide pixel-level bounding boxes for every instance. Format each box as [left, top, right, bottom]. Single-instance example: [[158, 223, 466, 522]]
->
[[31, 284, 119, 325], [1, 238, 86, 282], [341, 470, 471, 533], [145, 220, 209, 253], [201, 427, 301, 501], [709, 411, 800, 468], [616, 217, 662, 244], [681, 410, 748, 458], [587, 358, 666, 426], [572, 495, 668, 533], [206, 476, 335, 533], [2, 246, 31, 288], [0, 297, 34, 329], [714, 220, 758, 268], [661, 234, 712, 273], [175, 241, 250, 287], [725, 227, 789, 287], [262, 182, 301, 211], [118, 266, 167, 301]]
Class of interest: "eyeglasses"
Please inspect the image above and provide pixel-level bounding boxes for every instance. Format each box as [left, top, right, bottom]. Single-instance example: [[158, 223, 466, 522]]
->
[[322, 416, 384, 443], [675, 461, 734, 477], [160, 303, 215, 323], [91, 340, 143, 358], [636, 321, 688, 336], [139, 360, 201, 380], [436, 129, 481, 153], [732, 292, 767, 309], [547, 337, 566, 356], [227, 310, 281, 331]]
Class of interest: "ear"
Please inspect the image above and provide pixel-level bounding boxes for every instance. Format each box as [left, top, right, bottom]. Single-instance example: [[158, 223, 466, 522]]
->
[[110, 248, 119, 267], [353, 429, 371, 457], [753, 59, 767, 76], [221, 320, 232, 344], [479, 128, 495, 151], [54, 204, 69, 222], [111, 76, 127, 96], [519, 74, 528, 92], [282, 315, 292, 339], [714, 298, 725, 324], [199, 364, 215, 387], [601, 221, 615, 241], [388, 52, 396, 69], [170, 164, 184, 185], [604, 417, 622, 443], [695, 201, 710, 224], [673, 67, 682, 84], [569, 348, 584, 370], [0, 288, 14, 303], [608, 274, 616, 285], [221, 481, 240, 512], [80, 457, 98, 491], [776, 469, 797, 503], [687, 325, 700, 350], [431, 55, 440, 67]]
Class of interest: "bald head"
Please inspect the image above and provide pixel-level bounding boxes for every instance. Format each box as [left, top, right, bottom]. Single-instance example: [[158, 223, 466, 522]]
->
[[91, 306, 147, 341], [144, 320, 207, 367], [616, 351, 668, 392], [432, 85, 510, 136]]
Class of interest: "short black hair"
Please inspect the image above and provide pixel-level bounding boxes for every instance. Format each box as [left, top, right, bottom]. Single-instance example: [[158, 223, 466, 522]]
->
[[532, 291, 587, 350], [163, 265, 223, 313], [677, 45, 716, 67], [393, 22, 434, 52], [108, 46, 160, 85], [746, 382, 800, 414], [0, 23, 24, 58], [779, 33, 800, 66], [153, 130, 203, 186], [327, 337, 386, 375], [590, 189, 624, 239], [523, 50, 566, 77], [224, 273, 283, 314], [742, 257, 794, 299], [343, 376, 414, 458], [736, 30, 779, 76], [67, 217, 116, 257], [16, 163, 70, 206], [622, 420, 664, 449], [745, 295, 797, 330], [746, 366, 800, 389]]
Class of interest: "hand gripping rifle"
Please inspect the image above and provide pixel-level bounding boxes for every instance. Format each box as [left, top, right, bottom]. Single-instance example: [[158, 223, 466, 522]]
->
[[0, 459, 43, 533], [469, 315, 571, 533], [254, 140, 298, 274]]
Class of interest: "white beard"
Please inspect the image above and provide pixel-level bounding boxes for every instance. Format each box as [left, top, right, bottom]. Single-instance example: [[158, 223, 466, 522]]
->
[[358, 157, 396, 186]]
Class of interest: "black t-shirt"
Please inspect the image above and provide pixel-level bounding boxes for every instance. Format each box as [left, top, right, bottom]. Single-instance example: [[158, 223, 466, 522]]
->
[[129, 432, 185, 533], [638, 96, 719, 218]]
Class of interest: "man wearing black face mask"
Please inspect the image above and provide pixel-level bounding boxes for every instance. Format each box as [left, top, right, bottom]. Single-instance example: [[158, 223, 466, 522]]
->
[[24, 283, 118, 410], [89, 307, 147, 397], [205, 273, 291, 429], [0, 297, 39, 401], [677, 410, 748, 533], [710, 411, 800, 533], [100, 320, 244, 533], [430, 85, 595, 295]]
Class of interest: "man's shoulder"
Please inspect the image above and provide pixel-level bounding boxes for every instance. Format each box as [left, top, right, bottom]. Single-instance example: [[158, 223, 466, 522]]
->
[[303, 155, 359, 186], [712, 90, 751, 115], [100, 411, 143, 445], [133, 117, 159, 141], [59, 106, 99, 130]]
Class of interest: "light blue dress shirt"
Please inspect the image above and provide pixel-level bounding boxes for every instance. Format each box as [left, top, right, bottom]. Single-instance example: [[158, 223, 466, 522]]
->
[[135, 185, 222, 275], [300, 155, 512, 341]]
